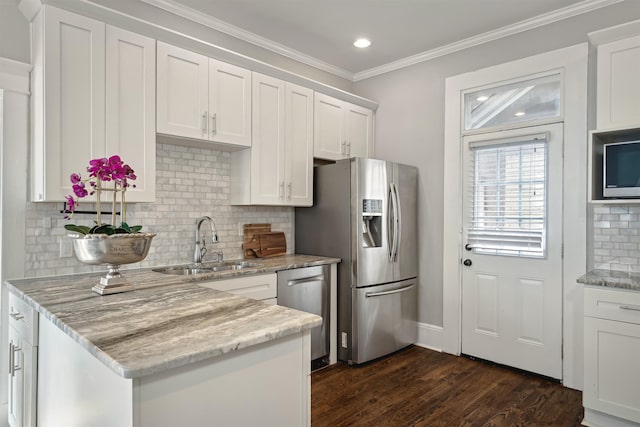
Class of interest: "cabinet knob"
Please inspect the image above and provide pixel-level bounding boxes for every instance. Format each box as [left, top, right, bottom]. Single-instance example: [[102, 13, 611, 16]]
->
[[463, 259, 472, 267]]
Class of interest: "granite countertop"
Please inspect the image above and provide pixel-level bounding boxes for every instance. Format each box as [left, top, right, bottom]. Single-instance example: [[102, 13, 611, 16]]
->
[[577, 269, 640, 292], [5, 254, 339, 379]]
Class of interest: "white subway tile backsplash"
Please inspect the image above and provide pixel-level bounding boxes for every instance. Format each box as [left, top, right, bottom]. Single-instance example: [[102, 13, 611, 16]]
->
[[24, 143, 295, 277], [593, 204, 640, 272]]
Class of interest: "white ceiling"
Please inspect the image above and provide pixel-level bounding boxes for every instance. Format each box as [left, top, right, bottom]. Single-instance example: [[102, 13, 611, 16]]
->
[[162, 0, 616, 79]]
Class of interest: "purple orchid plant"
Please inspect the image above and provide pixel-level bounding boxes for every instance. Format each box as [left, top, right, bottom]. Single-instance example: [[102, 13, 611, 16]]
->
[[63, 155, 143, 235]]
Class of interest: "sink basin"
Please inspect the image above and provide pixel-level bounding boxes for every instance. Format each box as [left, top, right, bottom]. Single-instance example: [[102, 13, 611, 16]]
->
[[205, 261, 260, 271], [153, 261, 260, 275], [152, 266, 215, 276]]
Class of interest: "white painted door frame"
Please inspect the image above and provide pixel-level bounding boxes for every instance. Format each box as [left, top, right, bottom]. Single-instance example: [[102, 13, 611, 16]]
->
[[442, 43, 588, 390]]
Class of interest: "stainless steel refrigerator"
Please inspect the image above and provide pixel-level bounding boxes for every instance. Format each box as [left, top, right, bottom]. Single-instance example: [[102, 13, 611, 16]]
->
[[295, 157, 418, 364]]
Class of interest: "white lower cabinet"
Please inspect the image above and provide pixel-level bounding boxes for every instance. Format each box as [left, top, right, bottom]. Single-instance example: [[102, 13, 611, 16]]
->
[[197, 273, 277, 302], [583, 286, 640, 426], [7, 293, 38, 427]]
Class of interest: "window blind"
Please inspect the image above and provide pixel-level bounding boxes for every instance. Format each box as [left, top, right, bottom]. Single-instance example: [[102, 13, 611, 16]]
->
[[467, 135, 547, 258]]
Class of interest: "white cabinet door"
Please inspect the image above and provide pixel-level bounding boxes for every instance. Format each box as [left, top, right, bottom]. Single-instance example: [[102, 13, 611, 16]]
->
[[345, 103, 373, 159], [314, 92, 345, 161], [285, 82, 313, 206], [106, 26, 156, 203], [209, 60, 252, 147], [597, 35, 640, 129], [157, 43, 252, 148], [7, 325, 23, 427], [584, 316, 640, 423], [231, 74, 313, 206], [156, 42, 209, 140], [314, 92, 373, 161], [31, 6, 156, 203], [33, 7, 106, 202], [250, 73, 286, 204]]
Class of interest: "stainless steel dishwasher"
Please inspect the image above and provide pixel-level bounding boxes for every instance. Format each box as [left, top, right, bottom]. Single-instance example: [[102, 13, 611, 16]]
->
[[277, 265, 330, 370]]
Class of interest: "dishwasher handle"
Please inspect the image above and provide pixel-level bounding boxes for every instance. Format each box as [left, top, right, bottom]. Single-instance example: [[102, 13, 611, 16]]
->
[[365, 284, 415, 298], [286, 274, 325, 287]]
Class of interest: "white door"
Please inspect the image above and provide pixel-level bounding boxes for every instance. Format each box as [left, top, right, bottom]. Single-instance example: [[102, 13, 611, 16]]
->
[[105, 25, 156, 203], [314, 93, 345, 160], [461, 123, 563, 379], [285, 82, 313, 206], [208, 59, 252, 147], [156, 42, 208, 140], [250, 72, 285, 205], [345, 103, 372, 158]]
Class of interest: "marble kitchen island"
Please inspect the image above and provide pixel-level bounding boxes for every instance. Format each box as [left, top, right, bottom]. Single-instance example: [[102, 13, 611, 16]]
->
[[5, 255, 337, 427]]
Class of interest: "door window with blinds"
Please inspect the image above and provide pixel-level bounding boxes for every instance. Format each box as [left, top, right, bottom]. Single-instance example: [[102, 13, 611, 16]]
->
[[467, 134, 547, 258]]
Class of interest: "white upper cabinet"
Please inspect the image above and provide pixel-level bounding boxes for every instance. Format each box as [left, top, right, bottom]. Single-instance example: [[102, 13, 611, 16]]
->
[[597, 34, 640, 129], [105, 26, 156, 202], [209, 60, 252, 146], [156, 43, 208, 140], [230, 72, 312, 206], [157, 42, 251, 147], [314, 92, 373, 161], [31, 6, 155, 202]]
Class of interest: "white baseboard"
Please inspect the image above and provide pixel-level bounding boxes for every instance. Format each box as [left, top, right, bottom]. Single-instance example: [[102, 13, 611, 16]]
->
[[415, 322, 444, 352]]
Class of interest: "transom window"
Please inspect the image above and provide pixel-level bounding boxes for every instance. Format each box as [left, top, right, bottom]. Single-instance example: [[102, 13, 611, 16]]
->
[[467, 134, 547, 258], [464, 74, 561, 131]]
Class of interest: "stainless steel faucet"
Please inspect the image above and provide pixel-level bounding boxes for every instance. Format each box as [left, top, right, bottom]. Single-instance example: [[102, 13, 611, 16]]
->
[[194, 216, 221, 265]]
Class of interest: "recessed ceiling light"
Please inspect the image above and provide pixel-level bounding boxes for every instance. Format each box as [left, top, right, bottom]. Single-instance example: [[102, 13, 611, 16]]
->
[[476, 96, 489, 102], [354, 38, 371, 48], [514, 111, 526, 117]]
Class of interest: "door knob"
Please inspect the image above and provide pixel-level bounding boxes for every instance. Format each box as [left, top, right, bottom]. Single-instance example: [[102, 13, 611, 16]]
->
[[463, 259, 472, 266]]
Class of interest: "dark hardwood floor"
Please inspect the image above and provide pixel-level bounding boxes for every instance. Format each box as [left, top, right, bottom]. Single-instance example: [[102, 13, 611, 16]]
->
[[311, 346, 583, 427]]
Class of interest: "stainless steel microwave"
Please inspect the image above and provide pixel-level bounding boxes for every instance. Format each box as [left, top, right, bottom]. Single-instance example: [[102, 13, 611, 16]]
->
[[604, 140, 640, 198]]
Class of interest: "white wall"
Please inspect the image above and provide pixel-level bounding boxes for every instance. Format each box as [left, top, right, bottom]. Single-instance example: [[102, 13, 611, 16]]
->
[[353, 1, 640, 327], [0, 0, 30, 63]]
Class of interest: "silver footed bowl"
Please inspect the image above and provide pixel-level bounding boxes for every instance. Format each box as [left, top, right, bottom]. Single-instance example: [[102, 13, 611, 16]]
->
[[70, 233, 157, 265]]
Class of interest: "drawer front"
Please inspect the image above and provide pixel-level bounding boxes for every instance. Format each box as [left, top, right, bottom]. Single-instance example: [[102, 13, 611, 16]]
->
[[8, 292, 38, 345], [198, 273, 277, 301], [584, 286, 640, 324]]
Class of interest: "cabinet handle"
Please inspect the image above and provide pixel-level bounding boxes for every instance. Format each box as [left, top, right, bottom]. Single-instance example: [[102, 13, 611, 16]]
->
[[287, 182, 292, 200], [341, 141, 346, 155], [211, 113, 217, 136], [347, 142, 351, 156], [8, 342, 13, 376], [279, 182, 285, 199], [620, 304, 640, 311], [202, 112, 208, 134], [12, 344, 21, 374], [9, 311, 24, 321]]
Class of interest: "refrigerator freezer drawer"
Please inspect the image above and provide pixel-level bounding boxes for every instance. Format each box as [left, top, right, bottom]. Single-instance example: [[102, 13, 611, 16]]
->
[[352, 279, 418, 364]]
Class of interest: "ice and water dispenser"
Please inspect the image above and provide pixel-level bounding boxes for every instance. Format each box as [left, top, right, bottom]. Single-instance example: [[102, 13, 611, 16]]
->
[[362, 199, 383, 248]]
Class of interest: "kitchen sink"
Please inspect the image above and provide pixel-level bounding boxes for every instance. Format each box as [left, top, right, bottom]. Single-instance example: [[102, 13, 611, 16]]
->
[[153, 260, 260, 275]]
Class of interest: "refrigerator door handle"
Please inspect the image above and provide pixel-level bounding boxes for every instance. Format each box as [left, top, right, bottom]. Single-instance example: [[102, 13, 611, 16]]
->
[[387, 184, 396, 262], [392, 182, 402, 262], [365, 284, 415, 298], [389, 183, 400, 262]]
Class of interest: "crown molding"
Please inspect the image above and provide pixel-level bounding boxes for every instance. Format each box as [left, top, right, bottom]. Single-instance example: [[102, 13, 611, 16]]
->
[[352, 0, 622, 81], [588, 17, 640, 45], [139, 0, 354, 81]]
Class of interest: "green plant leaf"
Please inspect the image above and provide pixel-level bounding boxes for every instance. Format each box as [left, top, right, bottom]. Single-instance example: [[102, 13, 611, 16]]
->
[[64, 224, 91, 235], [93, 224, 115, 235]]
